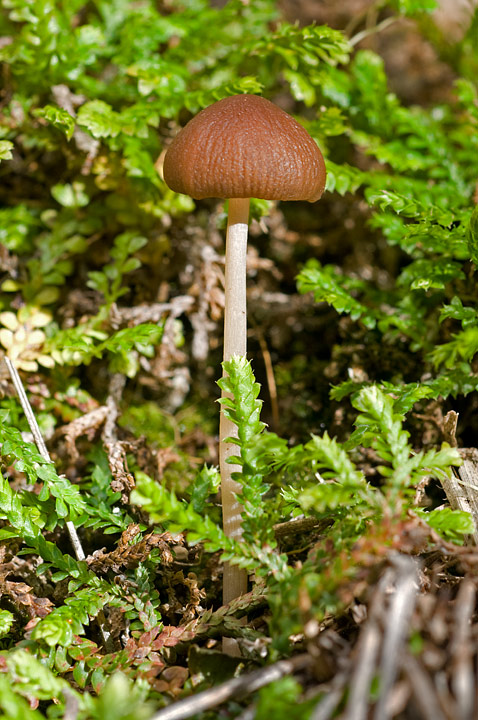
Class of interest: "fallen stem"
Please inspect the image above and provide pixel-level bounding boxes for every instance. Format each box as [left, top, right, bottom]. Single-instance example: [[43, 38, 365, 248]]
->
[[150, 653, 312, 720]]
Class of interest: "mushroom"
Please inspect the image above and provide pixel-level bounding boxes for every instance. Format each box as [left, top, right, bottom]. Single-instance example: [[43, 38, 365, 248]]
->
[[163, 94, 326, 609]]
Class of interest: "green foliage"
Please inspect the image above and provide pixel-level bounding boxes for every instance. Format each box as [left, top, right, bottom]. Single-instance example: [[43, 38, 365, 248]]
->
[[77, 447, 132, 535], [1, 0, 476, 714], [294, 432, 374, 516], [0, 610, 14, 638], [49, 322, 163, 370], [131, 468, 291, 581], [33, 105, 75, 140], [219, 356, 285, 543], [146, 358, 463, 648], [297, 259, 379, 329], [0, 140, 13, 160], [298, 41, 478, 405], [190, 464, 221, 514], [0, 673, 45, 719], [0, 416, 85, 538], [86, 672, 154, 720], [416, 507, 475, 545], [87, 233, 148, 309], [32, 581, 112, 647], [255, 676, 313, 720], [389, 0, 438, 13], [351, 386, 460, 496], [0, 651, 152, 720], [212, 362, 463, 647]]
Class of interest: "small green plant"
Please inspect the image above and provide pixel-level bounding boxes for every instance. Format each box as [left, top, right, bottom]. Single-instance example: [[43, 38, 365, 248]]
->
[[86, 232, 148, 316], [133, 356, 466, 649]]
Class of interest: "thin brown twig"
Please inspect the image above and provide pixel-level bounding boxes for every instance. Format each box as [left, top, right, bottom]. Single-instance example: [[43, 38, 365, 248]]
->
[[111, 295, 194, 327], [402, 654, 448, 720], [254, 326, 280, 432], [273, 516, 328, 539], [310, 671, 350, 720], [150, 653, 312, 720]]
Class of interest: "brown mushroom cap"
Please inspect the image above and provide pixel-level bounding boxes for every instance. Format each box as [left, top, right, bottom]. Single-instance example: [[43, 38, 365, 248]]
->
[[163, 94, 326, 203]]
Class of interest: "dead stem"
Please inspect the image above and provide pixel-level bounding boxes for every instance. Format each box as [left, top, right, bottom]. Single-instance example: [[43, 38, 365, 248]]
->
[[150, 654, 312, 720], [374, 555, 419, 720], [402, 655, 448, 720], [343, 567, 391, 720]]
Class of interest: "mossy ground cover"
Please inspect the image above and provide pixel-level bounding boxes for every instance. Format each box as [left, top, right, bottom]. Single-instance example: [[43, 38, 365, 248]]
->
[[1, 0, 478, 717]]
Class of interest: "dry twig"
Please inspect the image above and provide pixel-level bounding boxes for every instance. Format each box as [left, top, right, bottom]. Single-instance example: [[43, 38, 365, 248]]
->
[[450, 579, 475, 720], [374, 555, 419, 720], [310, 672, 350, 720], [343, 566, 391, 720], [402, 655, 448, 720], [150, 653, 312, 720]]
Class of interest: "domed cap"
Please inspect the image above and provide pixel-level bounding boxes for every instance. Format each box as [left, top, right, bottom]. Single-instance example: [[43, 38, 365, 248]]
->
[[163, 94, 326, 203]]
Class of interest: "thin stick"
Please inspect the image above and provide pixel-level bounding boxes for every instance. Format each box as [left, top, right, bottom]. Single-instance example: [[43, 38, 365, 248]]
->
[[343, 569, 391, 720], [311, 672, 350, 720], [373, 555, 419, 720], [349, 16, 398, 47], [450, 579, 475, 720], [150, 653, 311, 720], [220, 198, 250, 611], [402, 655, 448, 720], [4, 357, 85, 562]]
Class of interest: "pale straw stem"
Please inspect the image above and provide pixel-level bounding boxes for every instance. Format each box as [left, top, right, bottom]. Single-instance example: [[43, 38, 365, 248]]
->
[[220, 198, 250, 608]]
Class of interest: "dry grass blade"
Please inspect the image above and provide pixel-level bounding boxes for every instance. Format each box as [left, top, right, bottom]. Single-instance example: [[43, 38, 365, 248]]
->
[[113, 296, 194, 326]]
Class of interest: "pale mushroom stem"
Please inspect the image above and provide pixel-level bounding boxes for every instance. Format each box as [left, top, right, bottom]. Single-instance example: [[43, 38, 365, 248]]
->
[[220, 197, 250, 609]]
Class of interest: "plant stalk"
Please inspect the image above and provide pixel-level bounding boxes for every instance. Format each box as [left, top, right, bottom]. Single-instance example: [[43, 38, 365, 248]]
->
[[220, 197, 250, 608]]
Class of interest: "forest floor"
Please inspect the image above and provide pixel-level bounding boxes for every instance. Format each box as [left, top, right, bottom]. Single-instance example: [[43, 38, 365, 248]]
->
[[2, 1, 478, 719]]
